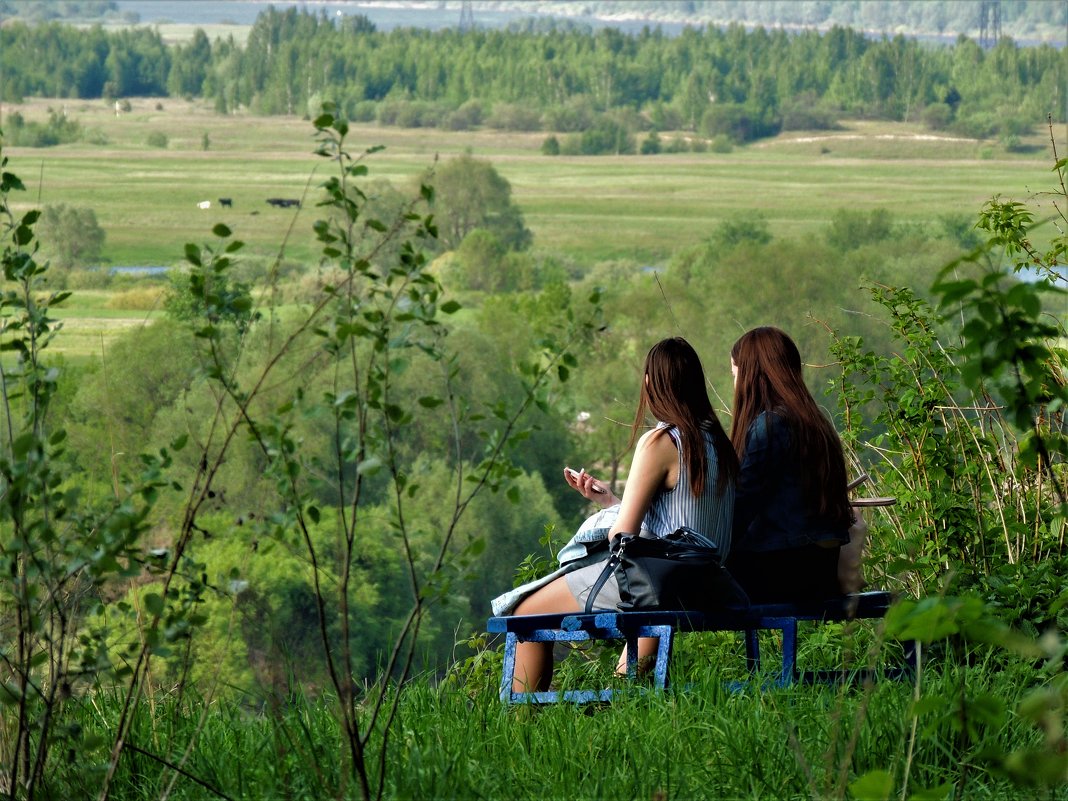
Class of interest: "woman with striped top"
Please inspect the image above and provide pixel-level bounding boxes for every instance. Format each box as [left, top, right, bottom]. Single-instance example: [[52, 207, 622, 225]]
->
[[511, 337, 738, 694]]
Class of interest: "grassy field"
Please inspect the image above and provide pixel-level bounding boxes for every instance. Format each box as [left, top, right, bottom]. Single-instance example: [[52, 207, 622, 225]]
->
[[4, 98, 1061, 267], [2, 97, 1063, 361]]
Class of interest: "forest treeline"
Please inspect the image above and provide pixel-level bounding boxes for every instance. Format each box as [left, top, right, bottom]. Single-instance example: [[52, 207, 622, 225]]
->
[[1, 6, 1065, 146]]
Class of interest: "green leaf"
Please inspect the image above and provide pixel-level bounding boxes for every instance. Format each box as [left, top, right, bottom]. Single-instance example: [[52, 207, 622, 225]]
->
[[0, 682, 22, 705], [11, 431, 36, 458], [13, 224, 33, 246], [885, 598, 959, 641], [933, 278, 978, 307], [356, 457, 383, 476], [908, 783, 954, 801], [212, 223, 232, 238], [1, 170, 26, 192], [184, 243, 202, 266], [849, 770, 893, 801], [1003, 750, 1068, 787], [143, 593, 165, 617]]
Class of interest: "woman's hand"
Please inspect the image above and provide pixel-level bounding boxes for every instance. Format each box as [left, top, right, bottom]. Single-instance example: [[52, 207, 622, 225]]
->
[[563, 467, 618, 506]]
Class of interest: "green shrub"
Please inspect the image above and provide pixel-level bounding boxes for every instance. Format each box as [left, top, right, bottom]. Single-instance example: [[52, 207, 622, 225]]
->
[[708, 134, 733, 153], [2, 109, 83, 147], [485, 102, 542, 132], [640, 131, 661, 155]]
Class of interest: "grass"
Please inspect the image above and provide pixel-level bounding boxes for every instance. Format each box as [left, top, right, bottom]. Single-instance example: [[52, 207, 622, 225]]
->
[[68, 640, 1057, 801], [6, 98, 1060, 267], [3, 97, 1062, 360]]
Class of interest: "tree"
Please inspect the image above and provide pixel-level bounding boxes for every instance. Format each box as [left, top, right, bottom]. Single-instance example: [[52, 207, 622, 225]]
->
[[427, 154, 531, 251], [825, 207, 895, 251], [36, 203, 105, 268], [66, 317, 200, 486], [454, 228, 507, 292], [541, 135, 561, 155], [711, 213, 773, 250], [0, 135, 188, 801], [163, 224, 257, 334]]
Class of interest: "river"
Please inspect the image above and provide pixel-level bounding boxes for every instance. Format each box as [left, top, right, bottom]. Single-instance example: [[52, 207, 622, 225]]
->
[[111, 1, 1065, 46], [113, 1, 691, 35]]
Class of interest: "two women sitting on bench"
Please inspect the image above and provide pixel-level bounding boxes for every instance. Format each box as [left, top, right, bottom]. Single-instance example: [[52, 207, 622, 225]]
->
[[503, 328, 870, 692]]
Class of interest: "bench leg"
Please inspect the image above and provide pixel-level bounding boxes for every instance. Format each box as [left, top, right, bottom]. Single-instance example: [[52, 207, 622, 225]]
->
[[624, 632, 639, 679], [499, 632, 518, 702], [625, 626, 675, 688], [779, 620, 798, 687], [745, 628, 760, 672], [649, 625, 674, 690], [499, 624, 679, 704]]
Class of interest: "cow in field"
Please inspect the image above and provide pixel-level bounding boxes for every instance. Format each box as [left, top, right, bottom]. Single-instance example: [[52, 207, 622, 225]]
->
[[197, 200, 211, 209], [219, 198, 233, 207]]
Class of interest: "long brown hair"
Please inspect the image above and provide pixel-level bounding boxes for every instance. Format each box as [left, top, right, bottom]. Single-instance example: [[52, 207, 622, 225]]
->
[[729, 327, 851, 524], [629, 337, 737, 496]]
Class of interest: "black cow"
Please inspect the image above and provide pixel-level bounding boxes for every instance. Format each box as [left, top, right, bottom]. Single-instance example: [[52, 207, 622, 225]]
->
[[219, 198, 233, 207]]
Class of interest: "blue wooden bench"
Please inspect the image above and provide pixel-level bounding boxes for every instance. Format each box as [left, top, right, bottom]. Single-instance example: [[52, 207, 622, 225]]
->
[[486, 590, 911, 704]]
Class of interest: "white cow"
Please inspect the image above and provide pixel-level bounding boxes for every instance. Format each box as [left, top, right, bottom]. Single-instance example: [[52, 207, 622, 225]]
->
[[197, 200, 211, 209]]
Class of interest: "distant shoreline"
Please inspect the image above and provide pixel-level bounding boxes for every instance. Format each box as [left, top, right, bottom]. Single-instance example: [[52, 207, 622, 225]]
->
[[111, 0, 1065, 47]]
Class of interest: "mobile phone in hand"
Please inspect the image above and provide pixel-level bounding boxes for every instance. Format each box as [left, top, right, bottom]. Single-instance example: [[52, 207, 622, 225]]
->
[[565, 467, 607, 493]]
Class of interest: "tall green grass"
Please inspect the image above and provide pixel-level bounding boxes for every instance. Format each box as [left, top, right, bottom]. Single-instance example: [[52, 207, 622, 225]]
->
[[76, 642, 1052, 801]]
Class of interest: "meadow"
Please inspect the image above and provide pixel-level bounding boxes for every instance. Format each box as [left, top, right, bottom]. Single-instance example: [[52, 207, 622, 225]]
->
[[4, 96, 1058, 365], [5, 97, 1058, 269]]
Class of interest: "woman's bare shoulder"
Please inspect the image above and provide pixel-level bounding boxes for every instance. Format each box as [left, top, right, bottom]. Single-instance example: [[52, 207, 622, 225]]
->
[[635, 426, 677, 458]]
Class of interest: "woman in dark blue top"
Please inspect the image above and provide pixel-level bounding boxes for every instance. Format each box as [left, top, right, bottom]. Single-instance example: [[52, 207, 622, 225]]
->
[[725, 327, 854, 602]]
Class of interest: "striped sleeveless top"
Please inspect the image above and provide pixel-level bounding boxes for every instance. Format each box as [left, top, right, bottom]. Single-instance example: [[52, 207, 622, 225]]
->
[[640, 422, 735, 557]]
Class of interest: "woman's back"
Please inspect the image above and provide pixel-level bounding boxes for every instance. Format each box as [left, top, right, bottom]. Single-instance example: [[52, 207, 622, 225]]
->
[[642, 423, 734, 556], [731, 410, 847, 553], [727, 327, 851, 602]]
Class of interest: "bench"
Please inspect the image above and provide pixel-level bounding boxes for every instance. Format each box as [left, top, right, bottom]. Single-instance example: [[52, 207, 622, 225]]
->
[[486, 590, 912, 704]]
